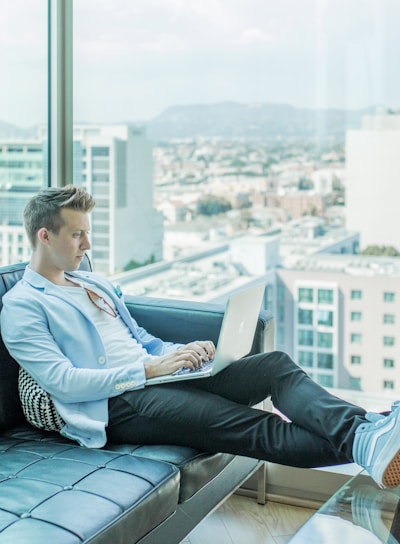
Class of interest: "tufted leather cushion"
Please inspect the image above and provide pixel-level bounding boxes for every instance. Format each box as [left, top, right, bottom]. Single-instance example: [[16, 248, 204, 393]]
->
[[0, 429, 179, 544], [0, 257, 92, 431], [104, 443, 235, 503], [6, 427, 236, 506]]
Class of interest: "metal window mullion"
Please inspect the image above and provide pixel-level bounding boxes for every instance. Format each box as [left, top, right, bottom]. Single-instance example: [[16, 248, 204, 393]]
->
[[49, 0, 73, 187]]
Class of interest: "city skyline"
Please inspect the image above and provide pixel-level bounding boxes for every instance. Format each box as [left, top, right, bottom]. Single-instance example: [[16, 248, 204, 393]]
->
[[1, 115, 399, 395], [2, 0, 400, 127]]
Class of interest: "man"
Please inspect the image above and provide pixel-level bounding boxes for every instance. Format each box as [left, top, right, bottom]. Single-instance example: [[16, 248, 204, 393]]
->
[[1, 185, 400, 489]]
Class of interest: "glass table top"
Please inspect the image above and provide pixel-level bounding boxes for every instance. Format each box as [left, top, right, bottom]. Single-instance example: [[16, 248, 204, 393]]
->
[[289, 471, 400, 543]]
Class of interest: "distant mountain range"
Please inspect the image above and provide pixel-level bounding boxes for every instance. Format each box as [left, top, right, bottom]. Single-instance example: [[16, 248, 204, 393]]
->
[[0, 121, 38, 140], [0, 102, 376, 142], [147, 102, 374, 141]]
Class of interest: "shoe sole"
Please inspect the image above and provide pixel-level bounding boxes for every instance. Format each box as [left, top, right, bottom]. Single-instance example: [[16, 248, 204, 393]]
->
[[383, 449, 400, 487]]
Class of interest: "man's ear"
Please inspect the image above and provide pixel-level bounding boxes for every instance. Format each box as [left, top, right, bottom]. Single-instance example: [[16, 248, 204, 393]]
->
[[37, 227, 50, 244]]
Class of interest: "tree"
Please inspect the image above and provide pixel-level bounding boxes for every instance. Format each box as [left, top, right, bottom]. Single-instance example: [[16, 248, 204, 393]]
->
[[298, 177, 314, 190], [230, 158, 246, 168], [362, 245, 400, 257], [123, 254, 155, 272], [197, 196, 232, 216]]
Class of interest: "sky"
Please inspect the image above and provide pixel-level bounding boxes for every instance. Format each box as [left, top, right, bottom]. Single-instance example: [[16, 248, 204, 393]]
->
[[1, 0, 400, 127]]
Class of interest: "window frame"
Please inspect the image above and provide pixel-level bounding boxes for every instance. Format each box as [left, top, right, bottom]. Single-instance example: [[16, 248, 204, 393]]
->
[[383, 358, 395, 369], [48, 0, 73, 187], [383, 292, 396, 303], [383, 314, 395, 324]]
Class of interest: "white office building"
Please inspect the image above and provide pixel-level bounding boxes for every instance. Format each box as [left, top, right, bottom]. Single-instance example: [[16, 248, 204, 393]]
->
[[74, 124, 163, 275], [346, 113, 400, 250], [277, 255, 400, 394]]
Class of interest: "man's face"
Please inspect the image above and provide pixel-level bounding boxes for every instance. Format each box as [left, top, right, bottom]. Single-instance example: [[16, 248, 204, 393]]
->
[[46, 208, 91, 271]]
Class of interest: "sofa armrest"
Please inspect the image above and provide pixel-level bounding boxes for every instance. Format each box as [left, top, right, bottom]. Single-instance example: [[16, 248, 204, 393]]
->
[[124, 295, 275, 355]]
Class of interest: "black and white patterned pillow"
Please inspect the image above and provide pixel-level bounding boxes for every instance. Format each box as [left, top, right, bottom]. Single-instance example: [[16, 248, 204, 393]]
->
[[18, 367, 65, 432]]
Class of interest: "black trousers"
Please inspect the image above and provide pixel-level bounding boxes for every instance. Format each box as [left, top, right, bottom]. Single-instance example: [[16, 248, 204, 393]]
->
[[107, 351, 366, 468]]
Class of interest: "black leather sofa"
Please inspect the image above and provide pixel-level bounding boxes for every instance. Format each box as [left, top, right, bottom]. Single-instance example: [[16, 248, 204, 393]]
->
[[0, 259, 274, 544]]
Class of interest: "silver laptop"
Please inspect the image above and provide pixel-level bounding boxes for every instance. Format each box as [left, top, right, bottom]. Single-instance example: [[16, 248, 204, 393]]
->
[[145, 282, 265, 386]]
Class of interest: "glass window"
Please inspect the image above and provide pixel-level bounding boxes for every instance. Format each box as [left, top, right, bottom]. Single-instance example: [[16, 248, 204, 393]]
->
[[351, 333, 362, 344], [298, 308, 313, 325], [317, 310, 333, 327], [277, 325, 285, 346], [298, 351, 313, 368], [317, 353, 333, 369], [317, 289, 334, 305], [384, 292, 396, 303], [93, 224, 110, 234], [94, 210, 110, 221], [383, 314, 395, 324], [92, 157, 110, 170], [351, 312, 362, 322], [265, 284, 274, 309], [92, 174, 110, 183], [298, 329, 314, 346], [71, 0, 399, 405], [1, 1, 48, 266], [383, 336, 395, 347], [92, 250, 110, 260], [317, 375, 334, 388], [91, 147, 110, 157], [384, 380, 395, 390], [384, 358, 395, 369], [317, 332, 333, 348], [349, 377, 362, 391], [351, 355, 361, 365], [298, 288, 313, 303]]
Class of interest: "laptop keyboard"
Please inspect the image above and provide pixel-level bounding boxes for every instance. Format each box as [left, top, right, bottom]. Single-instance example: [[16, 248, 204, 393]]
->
[[173, 359, 214, 376]]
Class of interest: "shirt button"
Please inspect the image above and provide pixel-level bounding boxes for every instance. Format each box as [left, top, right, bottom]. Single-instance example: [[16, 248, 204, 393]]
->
[[115, 384, 121, 390], [98, 356, 106, 365]]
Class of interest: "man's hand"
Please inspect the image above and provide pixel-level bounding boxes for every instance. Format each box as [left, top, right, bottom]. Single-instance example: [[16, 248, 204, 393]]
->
[[144, 340, 216, 379]]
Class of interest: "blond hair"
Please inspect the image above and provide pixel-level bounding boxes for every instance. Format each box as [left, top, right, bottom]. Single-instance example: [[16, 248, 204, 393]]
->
[[24, 185, 95, 247]]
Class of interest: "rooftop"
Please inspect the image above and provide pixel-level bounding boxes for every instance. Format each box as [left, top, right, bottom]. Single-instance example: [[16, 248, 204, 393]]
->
[[111, 218, 399, 302], [287, 253, 400, 276]]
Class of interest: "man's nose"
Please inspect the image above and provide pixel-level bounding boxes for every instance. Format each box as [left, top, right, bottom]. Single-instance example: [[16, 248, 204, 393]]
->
[[81, 234, 91, 250]]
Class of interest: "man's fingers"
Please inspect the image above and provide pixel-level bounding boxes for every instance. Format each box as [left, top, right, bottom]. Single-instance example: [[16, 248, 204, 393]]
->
[[170, 349, 202, 368]]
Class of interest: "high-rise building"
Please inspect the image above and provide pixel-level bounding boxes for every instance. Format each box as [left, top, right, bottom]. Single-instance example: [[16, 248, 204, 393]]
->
[[0, 125, 164, 274], [0, 140, 46, 266], [74, 124, 163, 275], [277, 255, 400, 393], [0, 140, 46, 225], [346, 113, 400, 250]]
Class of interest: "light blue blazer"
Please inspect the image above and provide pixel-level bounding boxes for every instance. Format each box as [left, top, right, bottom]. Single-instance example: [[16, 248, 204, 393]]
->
[[0, 266, 181, 448]]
